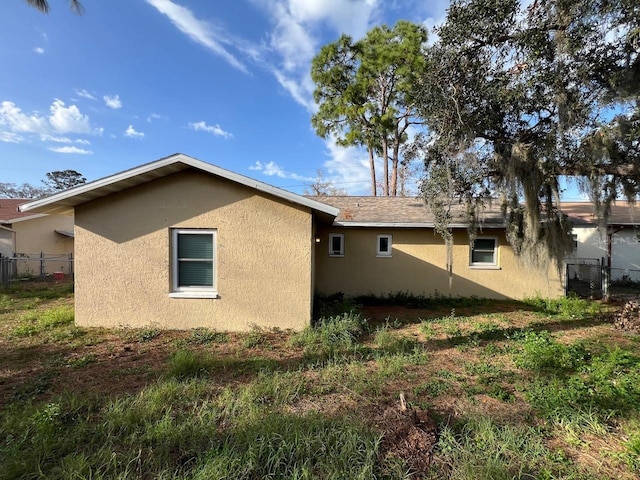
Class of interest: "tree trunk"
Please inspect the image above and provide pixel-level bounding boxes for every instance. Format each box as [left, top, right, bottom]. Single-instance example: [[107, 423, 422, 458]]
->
[[382, 139, 389, 196], [391, 134, 400, 196], [368, 147, 377, 196]]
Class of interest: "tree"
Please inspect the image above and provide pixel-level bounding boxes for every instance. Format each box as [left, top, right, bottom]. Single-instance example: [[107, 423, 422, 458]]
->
[[0, 170, 86, 198], [311, 21, 427, 196], [25, 0, 83, 14], [0, 182, 47, 199], [303, 170, 348, 196], [411, 0, 640, 269], [43, 170, 86, 191]]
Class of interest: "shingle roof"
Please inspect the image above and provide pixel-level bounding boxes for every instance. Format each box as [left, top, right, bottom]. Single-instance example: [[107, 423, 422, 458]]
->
[[307, 196, 638, 227], [0, 199, 33, 223]]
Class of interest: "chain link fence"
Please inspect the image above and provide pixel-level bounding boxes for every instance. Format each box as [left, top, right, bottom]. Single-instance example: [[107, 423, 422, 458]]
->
[[0, 252, 73, 286], [565, 258, 640, 299]]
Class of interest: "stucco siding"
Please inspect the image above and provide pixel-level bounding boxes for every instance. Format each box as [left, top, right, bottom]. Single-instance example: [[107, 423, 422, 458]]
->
[[314, 227, 562, 299], [13, 215, 74, 255], [74, 170, 313, 331]]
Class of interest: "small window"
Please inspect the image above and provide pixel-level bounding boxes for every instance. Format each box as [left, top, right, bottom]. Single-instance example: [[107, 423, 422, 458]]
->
[[171, 229, 217, 297], [470, 237, 497, 266], [329, 233, 344, 256], [572, 233, 578, 250], [377, 234, 392, 257]]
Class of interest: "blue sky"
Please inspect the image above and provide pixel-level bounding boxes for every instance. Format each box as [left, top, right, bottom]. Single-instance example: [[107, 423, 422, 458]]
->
[[1, 0, 453, 195]]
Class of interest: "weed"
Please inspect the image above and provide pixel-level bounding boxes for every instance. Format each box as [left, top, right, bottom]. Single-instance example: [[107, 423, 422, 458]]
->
[[242, 326, 268, 349], [523, 295, 602, 319], [188, 327, 229, 344], [290, 312, 367, 359], [66, 354, 97, 368]]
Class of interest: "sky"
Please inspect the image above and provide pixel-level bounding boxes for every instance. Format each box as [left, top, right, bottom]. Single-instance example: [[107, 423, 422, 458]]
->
[[1, 0, 455, 196]]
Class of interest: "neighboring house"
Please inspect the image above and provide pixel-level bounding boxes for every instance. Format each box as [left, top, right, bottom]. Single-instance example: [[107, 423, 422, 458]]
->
[[19, 153, 568, 331], [0, 198, 74, 275], [0, 225, 15, 258], [563, 202, 639, 282]]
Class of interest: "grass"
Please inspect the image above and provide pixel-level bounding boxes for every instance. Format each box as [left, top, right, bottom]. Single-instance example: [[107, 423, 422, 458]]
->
[[0, 286, 638, 479]]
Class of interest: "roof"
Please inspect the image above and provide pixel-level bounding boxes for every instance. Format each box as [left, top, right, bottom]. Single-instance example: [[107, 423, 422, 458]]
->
[[19, 153, 340, 218], [306, 196, 506, 227], [0, 199, 34, 223], [561, 201, 638, 226], [306, 196, 639, 228]]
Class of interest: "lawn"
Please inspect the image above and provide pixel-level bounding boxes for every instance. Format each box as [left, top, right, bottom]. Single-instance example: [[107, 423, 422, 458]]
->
[[1, 283, 639, 479]]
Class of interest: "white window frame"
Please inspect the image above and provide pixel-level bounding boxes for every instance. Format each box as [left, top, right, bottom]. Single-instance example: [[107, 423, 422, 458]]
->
[[328, 233, 344, 257], [377, 234, 392, 257], [469, 236, 499, 269], [169, 228, 218, 298]]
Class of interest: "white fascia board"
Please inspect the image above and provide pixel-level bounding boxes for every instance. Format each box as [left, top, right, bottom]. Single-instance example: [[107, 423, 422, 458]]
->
[[333, 222, 505, 228], [19, 153, 339, 217], [5, 213, 48, 224]]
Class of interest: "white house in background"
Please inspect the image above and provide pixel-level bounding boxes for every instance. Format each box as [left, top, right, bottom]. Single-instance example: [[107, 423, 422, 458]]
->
[[563, 201, 640, 282], [0, 225, 15, 257]]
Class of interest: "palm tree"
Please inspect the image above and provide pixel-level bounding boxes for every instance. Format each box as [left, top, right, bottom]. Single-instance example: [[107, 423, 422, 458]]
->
[[25, 0, 83, 14]]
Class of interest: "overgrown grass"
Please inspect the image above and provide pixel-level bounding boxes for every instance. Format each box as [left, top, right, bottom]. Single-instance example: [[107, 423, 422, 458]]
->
[[11, 305, 74, 337], [1, 286, 638, 479]]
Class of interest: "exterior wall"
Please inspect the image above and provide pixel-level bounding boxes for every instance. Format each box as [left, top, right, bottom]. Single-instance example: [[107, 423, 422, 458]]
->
[[0, 227, 14, 257], [74, 170, 313, 331], [571, 226, 640, 281], [11, 215, 74, 275], [12, 214, 74, 255], [314, 226, 563, 299]]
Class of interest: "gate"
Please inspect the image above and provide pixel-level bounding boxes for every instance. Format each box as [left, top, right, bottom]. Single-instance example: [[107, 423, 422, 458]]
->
[[565, 258, 603, 299]]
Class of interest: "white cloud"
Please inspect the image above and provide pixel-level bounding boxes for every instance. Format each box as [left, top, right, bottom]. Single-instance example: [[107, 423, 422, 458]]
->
[[250, 161, 315, 182], [40, 134, 91, 145], [321, 138, 374, 195], [0, 132, 24, 143], [188, 121, 233, 139], [147, 113, 166, 122], [75, 89, 97, 101], [145, 0, 248, 73], [49, 99, 97, 134], [48, 146, 93, 154], [33, 47, 45, 54], [124, 124, 144, 138], [254, 0, 381, 112], [103, 94, 122, 109], [0, 101, 49, 133]]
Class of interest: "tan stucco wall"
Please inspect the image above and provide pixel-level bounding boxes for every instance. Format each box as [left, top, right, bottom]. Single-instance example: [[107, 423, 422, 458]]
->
[[74, 170, 313, 331], [314, 227, 562, 299], [12, 214, 74, 255], [11, 215, 74, 275]]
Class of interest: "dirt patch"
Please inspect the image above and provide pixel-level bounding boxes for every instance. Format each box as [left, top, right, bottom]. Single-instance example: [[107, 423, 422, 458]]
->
[[377, 395, 438, 475]]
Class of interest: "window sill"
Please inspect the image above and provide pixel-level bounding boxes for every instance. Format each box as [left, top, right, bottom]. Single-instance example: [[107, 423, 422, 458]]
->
[[469, 265, 501, 270], [376, 254, 392, 258], [329, 254, 344, 258], [169, 291, 219, 299]]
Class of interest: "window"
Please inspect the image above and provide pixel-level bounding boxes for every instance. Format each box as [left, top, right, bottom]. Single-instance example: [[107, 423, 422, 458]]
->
[[170, 229, 217, 298], [329, 233, 344, 256], [470, 237, 497, 267], [377, 234, 392, 257]]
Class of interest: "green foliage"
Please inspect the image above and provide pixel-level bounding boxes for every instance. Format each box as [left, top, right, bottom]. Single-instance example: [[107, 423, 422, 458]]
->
[[290, 312, 368, 359], [515, 331, 588, 373], [188, 327, 229, 345], [311, 21, 428, 196], [242, 326, 268, 349], [355, 291, 491, 309], [523, 295, 602, 319], [431, 417, 581, 479], [411, 0, 640, 266], [11, 305, 74, 337]]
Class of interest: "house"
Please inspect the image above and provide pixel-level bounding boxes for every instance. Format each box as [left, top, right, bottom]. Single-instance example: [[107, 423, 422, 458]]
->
[[0, 198, 74, 276], [19, 153, 566, 331], [563, 201, 639, 282], [0, 225, 15, 258]]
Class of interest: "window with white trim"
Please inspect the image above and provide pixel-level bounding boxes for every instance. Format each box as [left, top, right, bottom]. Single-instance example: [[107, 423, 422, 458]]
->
[[329, 233, 344, 256], [470, 237, 497, 267], [171, 229, 217, 297], [377, 234, 392, 257]]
